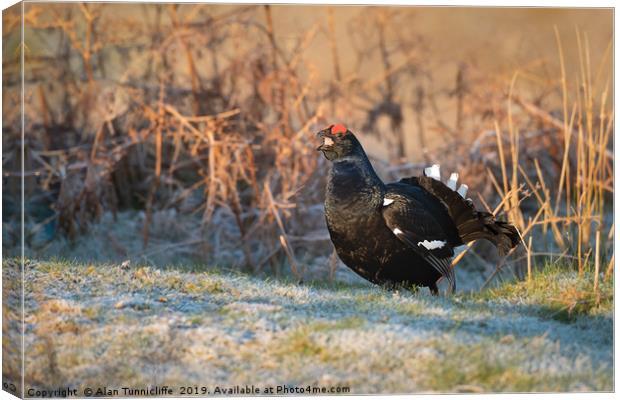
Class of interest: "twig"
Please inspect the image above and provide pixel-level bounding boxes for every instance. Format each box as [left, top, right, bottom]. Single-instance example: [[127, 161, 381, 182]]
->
[[593, 230, 600, 295], [527, 236, 533, 282], [265, 182, 302, 280], [604, 254, 614, 282]]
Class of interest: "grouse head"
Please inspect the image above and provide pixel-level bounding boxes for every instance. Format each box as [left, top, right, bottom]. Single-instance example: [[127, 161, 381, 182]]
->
[[316, 124, 365, 162]]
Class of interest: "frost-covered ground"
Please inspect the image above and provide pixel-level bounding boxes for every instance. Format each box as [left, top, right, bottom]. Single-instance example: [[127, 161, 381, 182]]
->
[[3, 258, 613, 395]]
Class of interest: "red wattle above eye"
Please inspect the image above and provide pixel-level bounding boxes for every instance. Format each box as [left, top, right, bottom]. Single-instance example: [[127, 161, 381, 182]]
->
[[331, 124, 347, 135]]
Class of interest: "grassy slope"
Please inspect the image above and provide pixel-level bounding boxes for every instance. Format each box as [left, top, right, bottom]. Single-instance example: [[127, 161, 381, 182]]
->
[[4, 259, 613, 394]]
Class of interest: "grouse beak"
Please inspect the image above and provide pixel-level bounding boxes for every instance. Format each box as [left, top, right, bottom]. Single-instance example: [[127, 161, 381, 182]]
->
[[316, 129, 334, 151]]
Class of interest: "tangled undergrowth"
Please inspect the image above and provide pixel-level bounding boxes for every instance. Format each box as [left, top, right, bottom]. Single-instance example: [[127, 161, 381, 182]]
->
[[2, 5, 613, 289]]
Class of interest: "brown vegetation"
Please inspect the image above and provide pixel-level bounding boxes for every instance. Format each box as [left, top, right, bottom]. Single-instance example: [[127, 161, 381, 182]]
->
[[2, 5, 613, 289]]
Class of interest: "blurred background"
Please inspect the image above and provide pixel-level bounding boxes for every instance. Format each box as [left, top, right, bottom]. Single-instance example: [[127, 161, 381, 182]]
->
[[2, 4, 613, 288]]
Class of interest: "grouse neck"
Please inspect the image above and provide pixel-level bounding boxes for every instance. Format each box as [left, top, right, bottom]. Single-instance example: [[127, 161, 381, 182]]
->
[[333, 151, 384, 186]]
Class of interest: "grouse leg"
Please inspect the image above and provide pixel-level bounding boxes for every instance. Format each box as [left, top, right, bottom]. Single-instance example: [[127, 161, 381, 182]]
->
[[429, 282, 439, 296]]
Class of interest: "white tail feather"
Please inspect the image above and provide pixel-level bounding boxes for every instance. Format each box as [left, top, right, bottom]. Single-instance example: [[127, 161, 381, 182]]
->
[[424, 164, 441, 181], [457, 184, 468, 198], [447, 172, 458, 190]]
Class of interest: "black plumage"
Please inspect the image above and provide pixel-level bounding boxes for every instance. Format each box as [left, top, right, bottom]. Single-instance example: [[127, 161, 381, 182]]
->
[[317, 124, 521, 295]]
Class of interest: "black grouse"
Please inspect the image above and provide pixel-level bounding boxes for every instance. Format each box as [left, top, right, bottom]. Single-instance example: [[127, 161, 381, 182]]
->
[[317, 123, 521, 295]]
